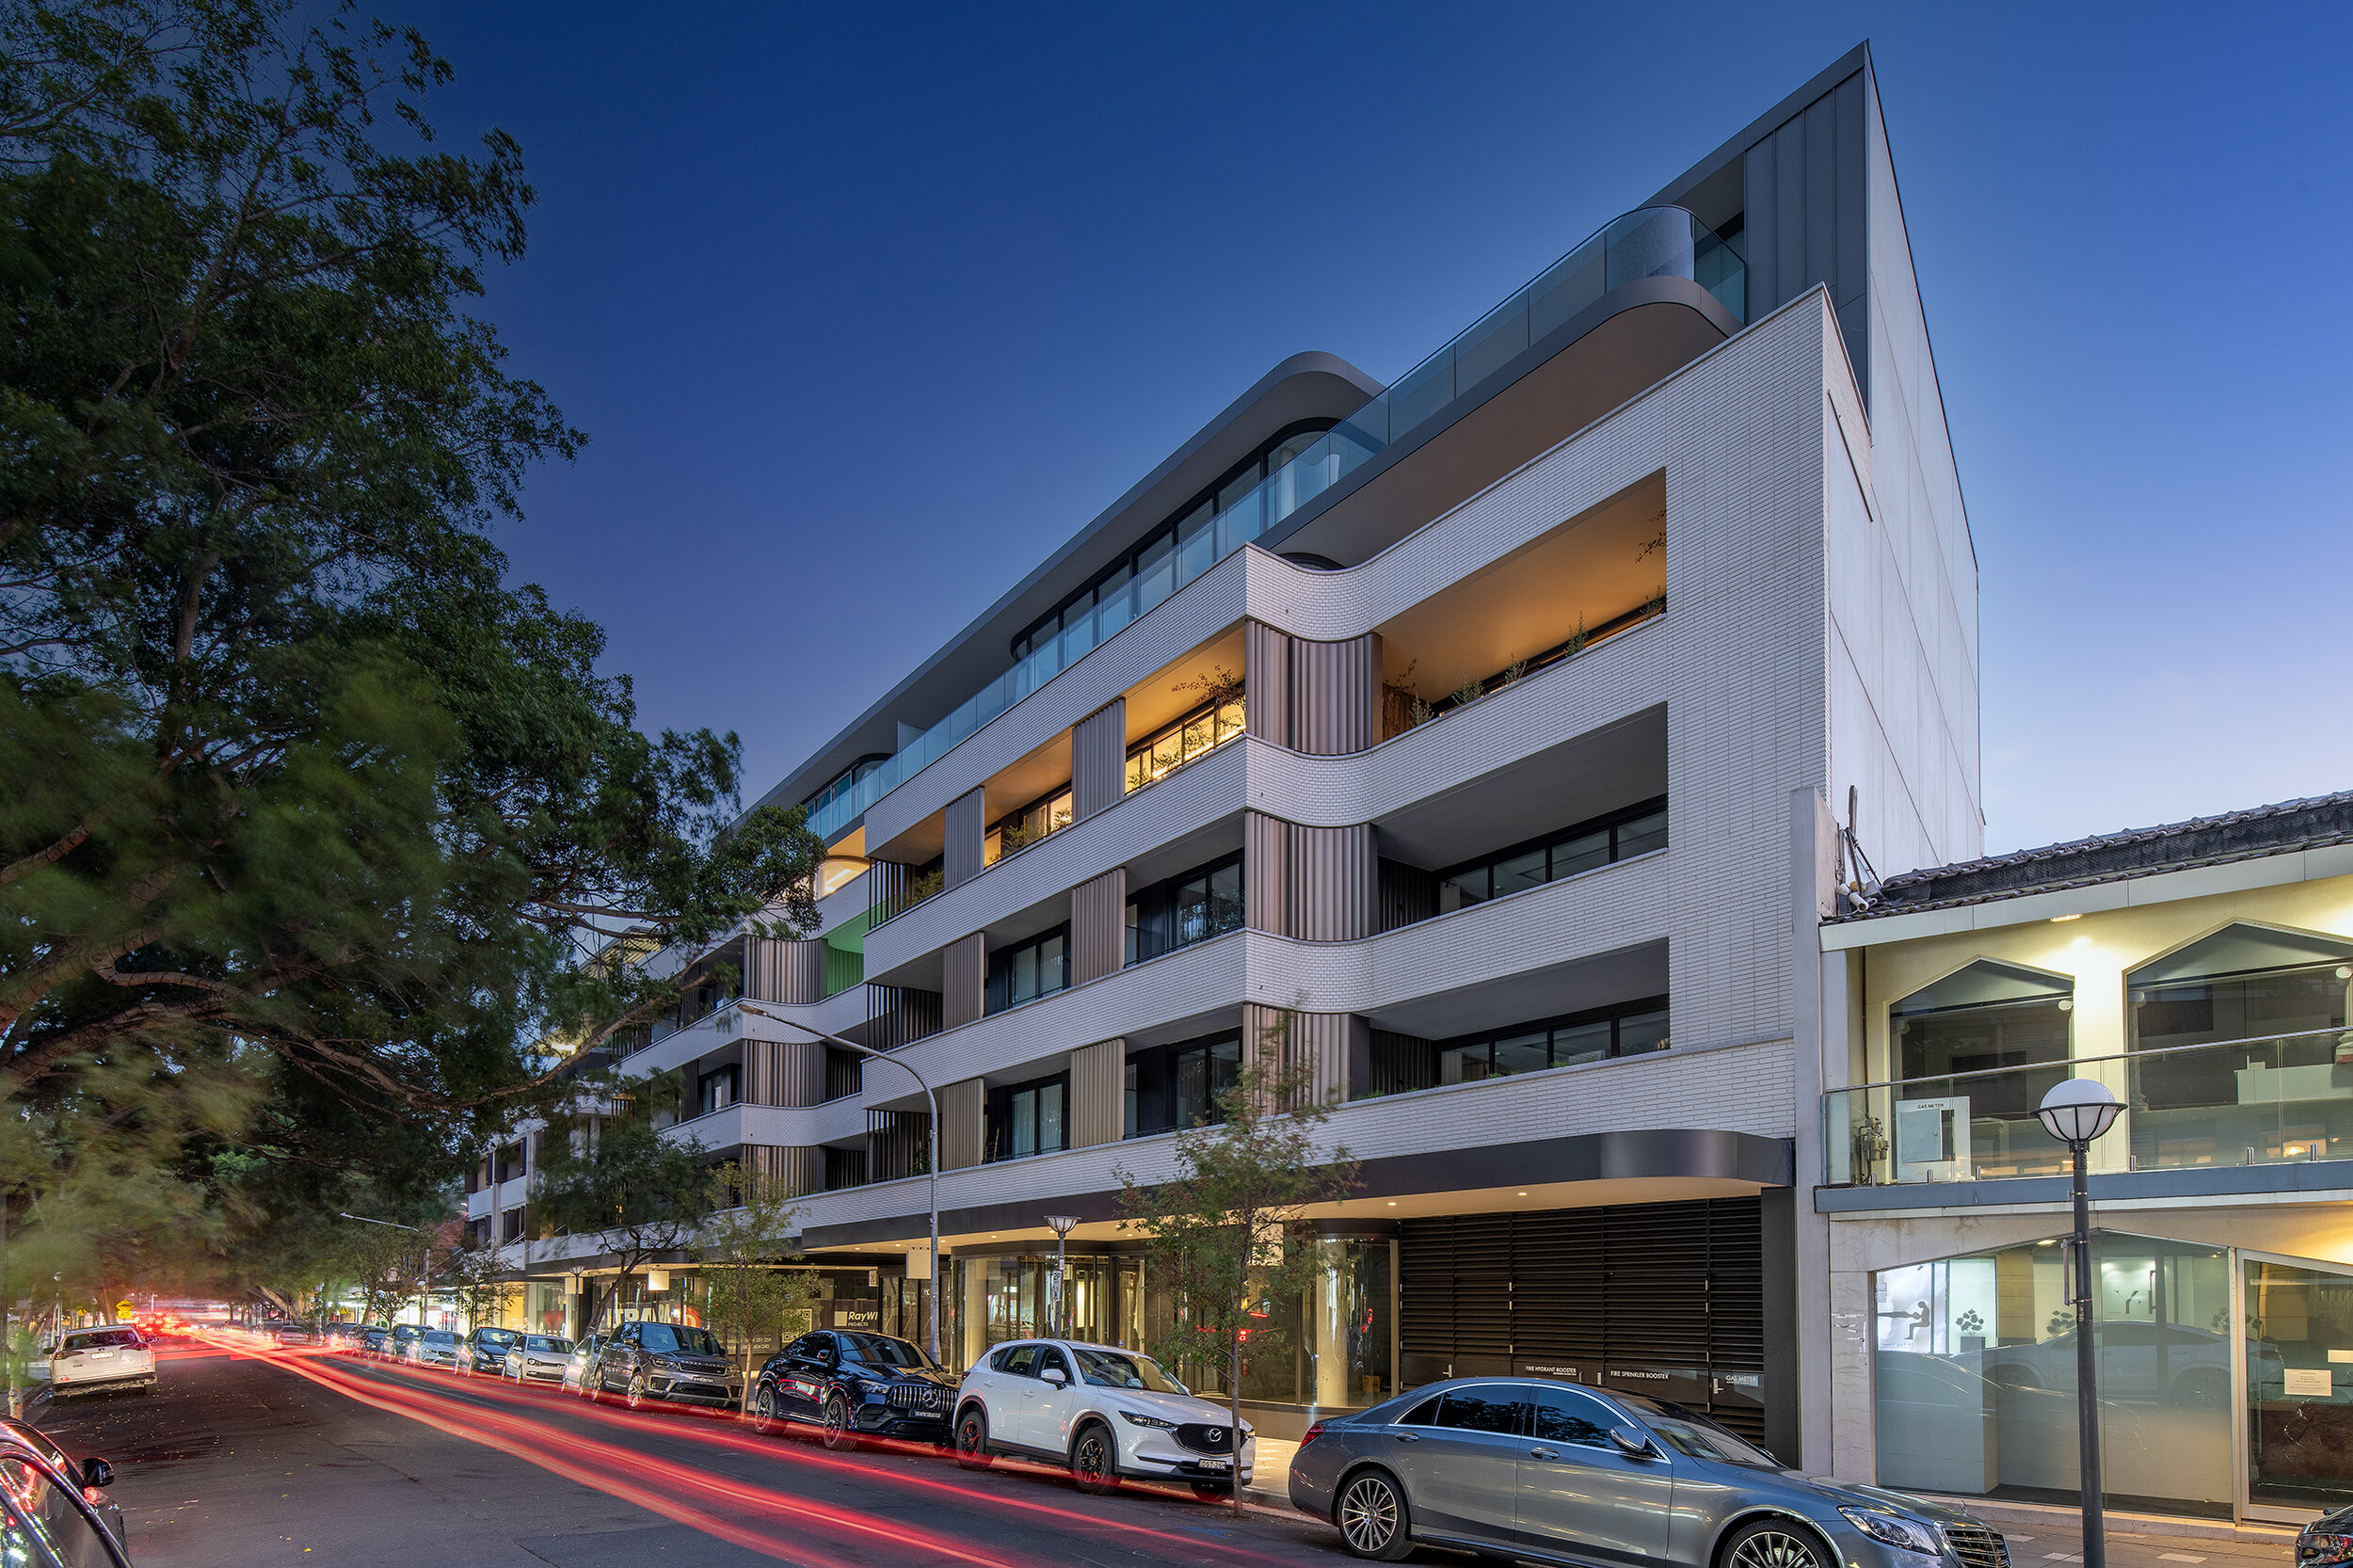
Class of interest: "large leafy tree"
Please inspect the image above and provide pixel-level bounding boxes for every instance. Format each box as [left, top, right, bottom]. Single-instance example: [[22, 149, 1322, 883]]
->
[[0, 0, 821, 1295]]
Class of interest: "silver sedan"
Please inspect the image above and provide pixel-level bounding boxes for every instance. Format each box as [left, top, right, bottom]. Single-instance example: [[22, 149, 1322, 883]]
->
[[1286, 1376, 2009, 1568], [502, 1334, 576, 1384]]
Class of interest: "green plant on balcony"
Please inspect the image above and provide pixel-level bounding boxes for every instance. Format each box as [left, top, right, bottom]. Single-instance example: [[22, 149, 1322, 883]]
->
[[1451, 678, 1484, 709], [899, 869, 943, 915]]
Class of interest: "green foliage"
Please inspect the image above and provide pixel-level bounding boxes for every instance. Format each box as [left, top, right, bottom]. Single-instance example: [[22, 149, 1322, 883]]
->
[[0, 0, 824, 1295], [1115, 1012, 1359, 1512], [532, 1102, 709, 1327], [694, 1162, 820, 1398]]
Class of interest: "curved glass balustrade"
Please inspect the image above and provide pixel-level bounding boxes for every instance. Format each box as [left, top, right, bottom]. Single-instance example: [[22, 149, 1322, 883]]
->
[[807, 205, 1742, 842]]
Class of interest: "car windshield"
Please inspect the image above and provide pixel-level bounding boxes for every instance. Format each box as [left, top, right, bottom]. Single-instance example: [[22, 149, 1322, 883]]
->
[[475, 1329, 519, 1345], [1617, 1397, 1779, 1467], [1071, 1347, 1187, 1393], [64, 1330, 140, 1351], [423, 1331, 456, 1346], [525, 1336, 570, 1352], [639, 1324, 722, 1356], [838, 1334, 935, 1370]]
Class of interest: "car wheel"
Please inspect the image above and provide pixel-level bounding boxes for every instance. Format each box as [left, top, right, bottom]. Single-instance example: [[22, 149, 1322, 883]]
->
[[1069, 1421, 1117, 1496], [1725, 1518, 1830, 1568], [954, 1407, 994, 1470], [626, 1370, 652, 1410], [750, 1384, 781, 1435], [1336, 1468, 1413, 1561], [2175, 1368, 2230, 1409], [822, 1394, 860, 1452]]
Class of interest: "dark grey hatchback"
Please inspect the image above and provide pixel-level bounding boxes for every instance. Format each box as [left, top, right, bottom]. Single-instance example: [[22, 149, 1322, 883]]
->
[[1288, 1377, 2010, 1568]]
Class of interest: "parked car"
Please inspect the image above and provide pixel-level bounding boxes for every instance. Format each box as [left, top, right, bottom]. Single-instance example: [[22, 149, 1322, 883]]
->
[[0, 1415, 122, 1544], [358, 1326, 392, 1357], [2298, 1501, 2353, 1568], [457, 1327, 520, 1376], [407, 1328, 461, 1369], [271, 1321, 319, 1349], [953, 1337, 1252, 1496], [0, 1428, 131, 1567], [390, 1323, 423, 1361], [502, 1335, 575, 1384], [46, 1327, 155, 1400], [750, 1330, 956, 1449], [591, 1320, 743, 1410], [1286, 1375, 2006, 1566], [560, 1334, 609, 1397]]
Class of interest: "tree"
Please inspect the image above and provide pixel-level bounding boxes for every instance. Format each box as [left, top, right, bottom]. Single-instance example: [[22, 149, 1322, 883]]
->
[[1116, 1015, 1360, 1514], [694, 1162, 820, 1401], [532, 1098, 708, 1331], [439, 1241, 518, 1340], [0, 0, 823, 1298]]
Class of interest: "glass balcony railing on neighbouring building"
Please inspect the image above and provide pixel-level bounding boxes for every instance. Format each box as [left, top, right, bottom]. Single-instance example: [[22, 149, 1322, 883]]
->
[[803, 206, 1744, 843], [1825, 1028, 2353, 1188]]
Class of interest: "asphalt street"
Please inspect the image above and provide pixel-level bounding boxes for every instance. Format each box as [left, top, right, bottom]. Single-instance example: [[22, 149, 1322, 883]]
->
[[29, 1342, 1349, 1567]]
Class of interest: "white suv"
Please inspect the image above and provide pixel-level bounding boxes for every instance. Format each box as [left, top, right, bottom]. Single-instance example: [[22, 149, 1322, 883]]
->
[[952, 1337, 1255, 1496], [47, 1326, 155, 1398]]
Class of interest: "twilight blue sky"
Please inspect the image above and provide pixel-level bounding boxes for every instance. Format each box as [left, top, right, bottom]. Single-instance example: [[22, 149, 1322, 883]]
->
[[399, 2, 2353, 861]]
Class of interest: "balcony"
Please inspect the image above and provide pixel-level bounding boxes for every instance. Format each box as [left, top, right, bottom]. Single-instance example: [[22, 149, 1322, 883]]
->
[[807, 206, 1740, 842], [1824, 1028, 2353, 1189]]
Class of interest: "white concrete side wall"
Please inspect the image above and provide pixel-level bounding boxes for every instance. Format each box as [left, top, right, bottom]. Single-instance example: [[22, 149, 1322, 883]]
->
[[1832, 74, 1981, 880]]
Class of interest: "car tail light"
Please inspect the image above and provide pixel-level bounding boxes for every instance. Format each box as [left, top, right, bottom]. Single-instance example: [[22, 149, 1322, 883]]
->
[[1300, 1421, 1326, 1447]]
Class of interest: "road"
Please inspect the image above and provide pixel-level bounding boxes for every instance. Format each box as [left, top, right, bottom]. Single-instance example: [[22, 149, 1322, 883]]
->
[[31, 1342, 1347, 1567]]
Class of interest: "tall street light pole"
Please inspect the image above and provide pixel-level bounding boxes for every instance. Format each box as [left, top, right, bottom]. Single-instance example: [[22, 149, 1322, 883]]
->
[[736, 1004, 943, 1367], [2037, 1079, 2123, 1568]]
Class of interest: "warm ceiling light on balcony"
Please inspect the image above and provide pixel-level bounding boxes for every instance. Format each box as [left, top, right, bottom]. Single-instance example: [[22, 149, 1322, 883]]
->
[[2050, 913, 2082, 922]]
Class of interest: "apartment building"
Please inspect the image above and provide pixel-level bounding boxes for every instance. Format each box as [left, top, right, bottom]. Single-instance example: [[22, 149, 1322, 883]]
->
[[1814, 791, 2353, 1527], [504, 41, 1979, 1463]]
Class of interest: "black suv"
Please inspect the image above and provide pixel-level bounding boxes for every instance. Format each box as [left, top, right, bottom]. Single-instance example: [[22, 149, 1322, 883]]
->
[[751, 1330, 956, 1450], [591, 1320, 743, 1409]]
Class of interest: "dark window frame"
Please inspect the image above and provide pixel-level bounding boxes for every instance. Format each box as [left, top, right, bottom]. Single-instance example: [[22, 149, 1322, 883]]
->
[[1434, 993, 1671, 1084], [986, 923, 1072, 1015], [985, 1072, 1070, 1163], [1124, 1030, 1243, 1139], [1433, 795, 1667, 916], [1126, 851, 1245, 966]]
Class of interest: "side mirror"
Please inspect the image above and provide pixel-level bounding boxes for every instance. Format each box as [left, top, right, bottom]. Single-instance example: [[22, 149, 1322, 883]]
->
[[82, 1459, 114, 1490], [1608, 1425, 1657, 1458], [1041, 1367, 1067, 1385]]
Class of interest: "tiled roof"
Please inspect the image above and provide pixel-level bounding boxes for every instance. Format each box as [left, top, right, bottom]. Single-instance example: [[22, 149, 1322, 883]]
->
[[1834, 790, 2353, 921]]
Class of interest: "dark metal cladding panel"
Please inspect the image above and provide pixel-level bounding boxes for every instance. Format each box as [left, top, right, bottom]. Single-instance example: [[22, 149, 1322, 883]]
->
[[1804, 93, 1837, 305], [1743, 138, 1778, 312], [1071, 699, 1127, 821], [944, 787, 987, 888], [1834, 72, 1868, 309], [1773, 121, 1806, 316]]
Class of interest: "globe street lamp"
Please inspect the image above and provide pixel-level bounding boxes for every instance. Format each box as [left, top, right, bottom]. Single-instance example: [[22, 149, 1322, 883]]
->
[[2036, 1079, 2123, 1568], [1044, 1215, 1079, 1337], [736, 1004, 942, 1367]]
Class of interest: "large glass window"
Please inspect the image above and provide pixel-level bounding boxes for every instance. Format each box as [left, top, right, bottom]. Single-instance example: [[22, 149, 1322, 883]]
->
[[987, 786, 1073, 863], [985, 925, 1069, 1015], [1435, 996, 1670, 1084], [1435, 796, 1667, 914], [984, 1072, 1067, 1162], [1125, 1032, 1242, 1137], [1126, 852, 1244, 964], [1888, 960, 2073, 1175], [1873, 1232, 2233, 1517], [2244, 1254, 2353, 1512], [1126, 693, 1246, 792]]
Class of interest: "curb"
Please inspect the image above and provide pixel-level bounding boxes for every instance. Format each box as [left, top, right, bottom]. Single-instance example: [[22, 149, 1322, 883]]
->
[[1913, 1495, 2297, 1544]]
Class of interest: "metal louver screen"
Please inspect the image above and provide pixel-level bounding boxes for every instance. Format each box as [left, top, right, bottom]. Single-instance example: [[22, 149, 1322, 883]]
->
[[1399, 1196, 1767, 1437]]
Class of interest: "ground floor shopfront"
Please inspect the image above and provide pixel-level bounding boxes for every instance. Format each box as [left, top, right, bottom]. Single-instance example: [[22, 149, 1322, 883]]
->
[[1831, 1196, 2353, 1526]]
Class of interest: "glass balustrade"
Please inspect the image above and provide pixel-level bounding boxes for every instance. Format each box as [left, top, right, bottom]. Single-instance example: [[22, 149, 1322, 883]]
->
[[805, 206, 1743, 842], [1825, 1028, 2353, 1188]]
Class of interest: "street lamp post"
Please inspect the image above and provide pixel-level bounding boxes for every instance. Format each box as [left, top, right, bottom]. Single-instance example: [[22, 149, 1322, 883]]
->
[[736, 1004, 943, 1367], [2037, 1079, 2123, 1568], [1044, 1215, 1079, 1337]]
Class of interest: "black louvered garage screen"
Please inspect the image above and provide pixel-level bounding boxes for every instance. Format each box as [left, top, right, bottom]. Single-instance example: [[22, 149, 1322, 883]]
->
[[1400, 1196, 1768, 1439]]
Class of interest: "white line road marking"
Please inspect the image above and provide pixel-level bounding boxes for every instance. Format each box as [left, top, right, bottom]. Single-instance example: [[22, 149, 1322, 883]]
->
[[2158, 1555, 2207, 1563]]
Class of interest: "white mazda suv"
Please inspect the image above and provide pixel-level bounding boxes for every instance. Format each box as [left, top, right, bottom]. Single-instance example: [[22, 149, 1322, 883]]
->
[[953, 1337, 1255, 1496]]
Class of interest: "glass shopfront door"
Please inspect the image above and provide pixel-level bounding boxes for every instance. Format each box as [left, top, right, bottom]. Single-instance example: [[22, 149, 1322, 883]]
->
[[2241, 1252, 2353, 1519]]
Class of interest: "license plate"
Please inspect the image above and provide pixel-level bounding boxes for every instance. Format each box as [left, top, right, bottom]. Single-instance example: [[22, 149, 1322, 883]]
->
[[1200, 1460, 1231, 1471]]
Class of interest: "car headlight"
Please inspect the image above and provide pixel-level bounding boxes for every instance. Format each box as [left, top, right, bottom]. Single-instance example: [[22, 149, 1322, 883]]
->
[[1838, 1508, 1941, 1557], [1117, 1410, 1176, 1429], [2303, 1533, 2353, 1566]]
